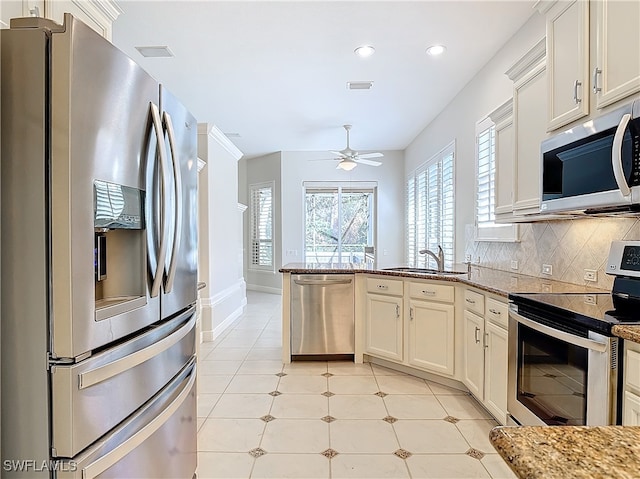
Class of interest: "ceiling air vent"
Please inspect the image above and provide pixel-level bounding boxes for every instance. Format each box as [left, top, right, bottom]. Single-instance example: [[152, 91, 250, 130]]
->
[[135, 46, 174, 58], [347, 81, 373, 90]]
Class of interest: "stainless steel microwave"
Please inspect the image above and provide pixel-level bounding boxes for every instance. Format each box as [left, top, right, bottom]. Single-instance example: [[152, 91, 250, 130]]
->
[[540, 98, 640, 214]]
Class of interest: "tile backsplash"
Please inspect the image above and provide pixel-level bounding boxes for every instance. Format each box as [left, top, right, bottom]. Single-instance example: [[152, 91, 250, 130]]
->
[[465, 217, 640, 290]]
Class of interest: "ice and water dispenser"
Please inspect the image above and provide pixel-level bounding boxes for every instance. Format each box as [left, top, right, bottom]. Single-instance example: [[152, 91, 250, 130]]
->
[[94, 180, 147, 320]]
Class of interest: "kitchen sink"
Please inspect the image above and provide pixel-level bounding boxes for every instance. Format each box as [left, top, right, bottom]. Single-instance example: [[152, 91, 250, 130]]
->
[[383, 267, 467, 275]]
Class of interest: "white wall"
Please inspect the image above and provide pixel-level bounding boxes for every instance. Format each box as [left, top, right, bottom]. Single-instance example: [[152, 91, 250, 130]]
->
[[405, 12, 546, 262], [243, 152, 283, 293], [197, 124, 246, 341], [281, 150, 405, 268]]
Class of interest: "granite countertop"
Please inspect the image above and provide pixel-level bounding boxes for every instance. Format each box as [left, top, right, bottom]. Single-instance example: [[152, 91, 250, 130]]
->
[[279, 263, 608, 298], [489, 425, 640, 479], [612, 324, 640, 343]]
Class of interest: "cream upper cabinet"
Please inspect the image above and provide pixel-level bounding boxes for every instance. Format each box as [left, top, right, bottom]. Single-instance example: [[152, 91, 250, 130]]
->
[[506, 38, 547, 216], [0, 1, 121, 40], [546, 0, 590, 130], [593, 0, 640, 109], [45, 0, 121, 40], [490, 100, 515, 220]]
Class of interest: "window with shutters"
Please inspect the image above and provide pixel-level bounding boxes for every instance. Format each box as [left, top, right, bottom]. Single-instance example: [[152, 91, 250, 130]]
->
[[249, 182, 274, 270], [304, 182, 375, 264], [405, 142, 455, 268], [475, 118, 518, 242]]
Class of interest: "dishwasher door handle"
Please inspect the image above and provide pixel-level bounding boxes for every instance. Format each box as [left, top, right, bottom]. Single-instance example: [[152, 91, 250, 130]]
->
[[293, 279, 353, 286]]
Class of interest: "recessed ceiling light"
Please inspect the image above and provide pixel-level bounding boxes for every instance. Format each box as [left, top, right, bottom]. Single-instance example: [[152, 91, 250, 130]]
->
[[354, 45, 375, 58], [426, 44, 446, 56], [135, 46, 174, 58]]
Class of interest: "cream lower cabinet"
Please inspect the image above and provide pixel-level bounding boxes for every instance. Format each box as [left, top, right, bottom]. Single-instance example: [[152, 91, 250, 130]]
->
[[408, 299, 455, 376], [364, 278, 403, 362], [622, 340, 640, 426], [462, 289, 509, 424], [407, 281, 455, 376]]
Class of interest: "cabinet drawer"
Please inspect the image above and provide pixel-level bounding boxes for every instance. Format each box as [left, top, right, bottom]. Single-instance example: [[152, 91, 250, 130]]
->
[[409, 282, 454, 303], [366, 277, 403, 296], [464, 289, 485, 315], [627, 348, 640, 392], [486, 297, 508, 329]]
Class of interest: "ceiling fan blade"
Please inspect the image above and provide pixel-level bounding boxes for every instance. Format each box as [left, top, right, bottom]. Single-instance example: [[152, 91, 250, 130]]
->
[[354, 158, 382, 166], [329, 150, 345, 157], [357, 152, 383, 159]]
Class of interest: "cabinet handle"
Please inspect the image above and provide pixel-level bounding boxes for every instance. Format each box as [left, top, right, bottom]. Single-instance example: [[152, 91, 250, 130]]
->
[[421, 290, 436, 296], [474, 326, 480, 344], [484, 333, 489, 349], [466, 298, 476, 305], [396, 304, 400, 319], [488, 308, 501, 315], [410, 307, 414, 321], [377, 284, 388, 290], [573, 80, 582, 104], [593, 67, 602, 94]]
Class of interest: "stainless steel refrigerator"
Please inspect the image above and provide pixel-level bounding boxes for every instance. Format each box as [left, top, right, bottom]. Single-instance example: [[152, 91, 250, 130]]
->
[[1, 14, 198, 478]]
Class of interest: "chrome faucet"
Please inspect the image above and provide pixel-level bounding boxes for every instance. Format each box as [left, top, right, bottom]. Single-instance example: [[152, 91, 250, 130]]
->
[[419, 245, 445, 272]]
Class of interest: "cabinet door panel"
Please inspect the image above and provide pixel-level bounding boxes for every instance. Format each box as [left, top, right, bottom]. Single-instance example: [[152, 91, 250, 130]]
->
[[365, 294, 402, 361], [408, 300, 454, 375], [595, 0, 640, 109], [484, 322, 508, 425], [513, 62, 547, 214], [547, 0, 589, 129], [463, 310, 484, 400], [623, 391, 640, 426]]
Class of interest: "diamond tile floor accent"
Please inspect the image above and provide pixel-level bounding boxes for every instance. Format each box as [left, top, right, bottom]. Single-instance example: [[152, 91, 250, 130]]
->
[[196, 291, 516, 479], [320, 448, 339, 458]]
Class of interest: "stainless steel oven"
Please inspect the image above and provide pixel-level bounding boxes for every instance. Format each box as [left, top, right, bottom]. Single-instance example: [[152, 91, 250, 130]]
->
[[508, 299, 619, 426], [508, 240, 640, 426]]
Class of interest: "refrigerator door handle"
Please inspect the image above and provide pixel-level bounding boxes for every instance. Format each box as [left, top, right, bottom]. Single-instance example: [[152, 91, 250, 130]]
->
[[162, 110, 182, 294], [81, 362, 196, 479], [149, 103, 169, 298], [78, 311, 195, 389]]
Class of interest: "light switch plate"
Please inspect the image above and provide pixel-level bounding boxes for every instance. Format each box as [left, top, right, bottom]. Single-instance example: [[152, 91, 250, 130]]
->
[[510, 260, 518, 270], [584, 269, 597, 282]]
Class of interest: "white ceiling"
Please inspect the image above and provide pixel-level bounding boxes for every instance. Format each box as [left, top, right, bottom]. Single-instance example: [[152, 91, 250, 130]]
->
[[112, 1, 536, 159]]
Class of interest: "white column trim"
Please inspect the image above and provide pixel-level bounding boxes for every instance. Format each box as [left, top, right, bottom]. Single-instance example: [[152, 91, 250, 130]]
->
[[197, 123, 243, 161]]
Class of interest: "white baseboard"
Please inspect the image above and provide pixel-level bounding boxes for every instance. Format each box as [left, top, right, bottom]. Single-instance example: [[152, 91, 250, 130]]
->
[[246, 283, 282, 295], [200, 279, 247, 342]]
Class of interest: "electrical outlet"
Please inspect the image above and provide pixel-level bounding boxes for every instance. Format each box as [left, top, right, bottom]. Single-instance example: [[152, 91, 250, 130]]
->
[[510, 260, 519, 270], [584, 294, 597, 305], [465, 254, 472, 262], [584, 269, 597, 282], [383, 249, 389, 256], [475, 256, 481, 264], [542, 264, 553, 276], [286, 250, 298, 256]]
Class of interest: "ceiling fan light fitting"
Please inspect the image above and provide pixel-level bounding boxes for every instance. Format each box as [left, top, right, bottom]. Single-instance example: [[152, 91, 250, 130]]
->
[[337, 159, 357, 171]]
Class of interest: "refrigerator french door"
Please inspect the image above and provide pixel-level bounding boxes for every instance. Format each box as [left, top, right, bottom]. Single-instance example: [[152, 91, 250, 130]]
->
[[1, 14, 197, 478]]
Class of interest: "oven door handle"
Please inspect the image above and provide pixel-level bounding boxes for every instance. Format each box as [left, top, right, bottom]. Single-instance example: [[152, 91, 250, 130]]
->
[[510, 310, 607, 353]]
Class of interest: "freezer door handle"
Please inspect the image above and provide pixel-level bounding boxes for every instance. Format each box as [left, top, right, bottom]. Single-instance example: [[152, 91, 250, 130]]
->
[[78, 310, 195, 389], [81, 362, 196, 479], [149, 103, 169, 298], [163, 111, 182, 294]]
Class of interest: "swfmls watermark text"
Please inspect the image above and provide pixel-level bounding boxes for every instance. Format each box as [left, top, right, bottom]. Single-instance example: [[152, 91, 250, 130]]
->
[[3, 460, 78, 472]]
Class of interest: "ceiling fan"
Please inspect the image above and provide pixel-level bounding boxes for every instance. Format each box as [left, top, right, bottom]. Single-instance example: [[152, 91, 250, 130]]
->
[[320, 125, 383, 171]]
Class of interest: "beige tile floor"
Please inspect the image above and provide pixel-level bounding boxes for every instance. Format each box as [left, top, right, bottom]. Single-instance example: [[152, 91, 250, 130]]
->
[[196, 291, 516, 479]]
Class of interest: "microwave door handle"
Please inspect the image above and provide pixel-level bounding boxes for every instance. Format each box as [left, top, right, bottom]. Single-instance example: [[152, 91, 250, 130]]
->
[[612, 113, 632, 197], [510, 309, 607, 353], [150, 103, 169, 298], [162, 111, 182, 294]]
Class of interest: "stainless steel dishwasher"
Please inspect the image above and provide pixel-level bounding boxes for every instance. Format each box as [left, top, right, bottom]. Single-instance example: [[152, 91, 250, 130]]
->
[[290, 274, 354, 359]]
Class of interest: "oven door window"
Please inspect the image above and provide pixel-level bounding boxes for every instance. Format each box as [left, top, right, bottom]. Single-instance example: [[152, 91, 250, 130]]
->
[[517, 323, 588, 425]]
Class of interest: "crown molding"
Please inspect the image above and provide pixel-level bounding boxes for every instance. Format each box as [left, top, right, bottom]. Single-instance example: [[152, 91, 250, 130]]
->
[[505, 37, 546, 82], [198, 123, 243, 161], [488, 98, 514, 124]]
